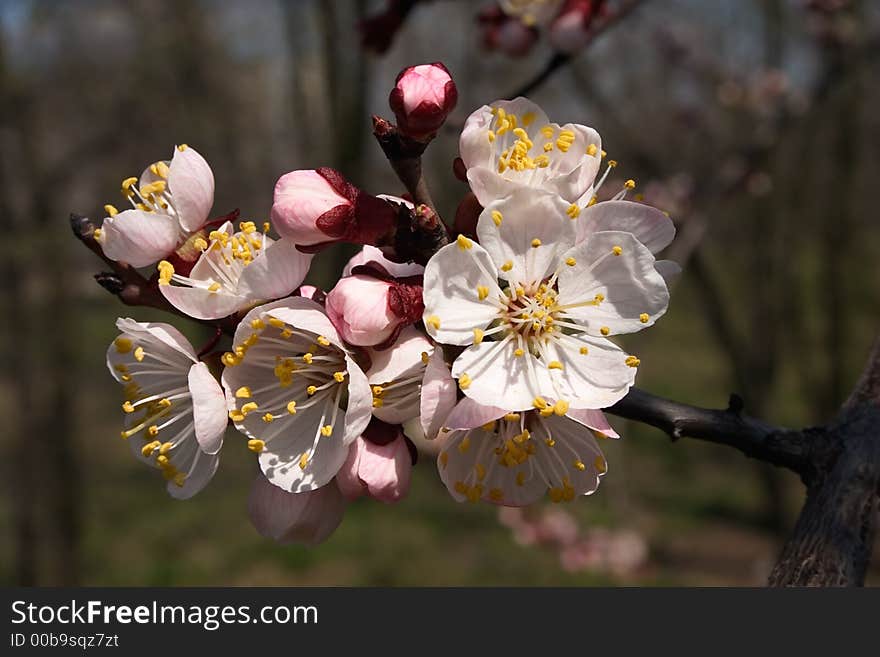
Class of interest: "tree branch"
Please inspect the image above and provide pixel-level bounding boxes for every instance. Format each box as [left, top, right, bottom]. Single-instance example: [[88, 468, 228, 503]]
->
[[607, 387, 810, 474]]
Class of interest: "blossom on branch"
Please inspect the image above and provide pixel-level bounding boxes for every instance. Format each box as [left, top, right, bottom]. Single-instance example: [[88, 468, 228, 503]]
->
[[96, 145, 215, 268], [389, 62, 458, 142], [107, 318, 227, 499], [221, 298, 373, 493], [422, 187, 669, 412], [156, 219, 312, 320]]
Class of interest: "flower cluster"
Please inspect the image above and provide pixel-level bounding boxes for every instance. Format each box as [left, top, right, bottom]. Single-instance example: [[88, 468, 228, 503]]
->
[[95, 62, 676, 546]]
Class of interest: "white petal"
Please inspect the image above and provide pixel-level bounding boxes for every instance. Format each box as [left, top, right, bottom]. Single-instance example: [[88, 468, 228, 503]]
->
[[459, 104, 497, 171], [557, 231, 669, 336], [99, 209, 179, 268], [188, 362, 227, 455], [365, 326, 432, 383], [477, 188, 575, 285], [341, 354, 372, 446], [443, 397, 507, 430], [236, 238, 312, 301], [566, 408, 620, 439], [160, 284, 248, 321], [258, 401, 349, 493], [168, 451, 220, 500], [422, 241, 503, 346], [655, 259, 682, 285], [343, 244, 424, 278], [262, 297, 345, 351], [538, 414, 605, 496], [543, 123, 602, 203], [575, 200, 676, 254], [168, 146, 214, 231], [543, 334, 635, 409], [420, 349, 458, 439], [451, 339, 553, 411], [465, 167, 520, 207], [114, 318, 198, 361]]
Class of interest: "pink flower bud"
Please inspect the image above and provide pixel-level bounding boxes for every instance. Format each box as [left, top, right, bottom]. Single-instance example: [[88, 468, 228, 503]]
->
[[478, 6, 539, 57], [389, 62, 458, 141], [337, 427, 412, 503], [325, 268, 424, 348], [548, 0, 599, 54], [247, 474, 346, 546], [271, 168, 396, 247]]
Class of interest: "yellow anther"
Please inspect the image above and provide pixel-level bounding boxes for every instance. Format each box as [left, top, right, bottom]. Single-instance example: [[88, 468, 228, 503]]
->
[[421, 351, 429, 364], [475, 463, 486, 481], [316, 336, 331, 347], [473, 328, 484, 345], [491, 210, 503, 226], [548, 361, 564, 370], [176, 143, 189, 151], [133, 346, 145, 362], [516, 471, 526, 486], [141, 441, 161, 457], [612, 245, 623, 256], [594, 293, 605, 303], [554, 400, 569, 416], [513, 348, 525, 358], [579, 346, 589, 355], [439, 451, 449, 468], [157, 398, 172, 409], [372, 398, 384, 408], [372, 385, 384, 397], [477, 285, 489, 300], [625, 355, 641, 368], [333, 371, 346, 383], [501, 261, 513, 272], [307, 385, 318, 396], [600, 326, 610, 336], [595, 456, 607, 474], [302, 353, 313, 364], [140, 181, 166, 197], [458, 373, 472, 390], [240, 402, 258, 416], [522, 111, 536, 126], [114, 337, 133, 353], [426, 315, 441, 330], [122, 401, 135, 413], [268, 317, 285, 329], [194, 237, 208, 252], [104, 204, 118, 217], [121, 177, 138, 195], [489, 488, 504, 502], [586, 143, 599, 157], [624, 179, 636, 190], [458, 436, 471, 454], [299, 453, 309, 469], [487, 130, 496, 143], [543, 142, 554, 152], [222, 352, 240, 367], [639, 313, 650, 324], [534, 155, 550, 168], [565, 257, 577, 267], [457, 234, 473, 250], [229, 410, 245, 423], [540, 125, 554, 139], [262, 413, 274, 423], [286, 401, 297, 415], [250, 319, 265, 330], [545, 437, 556, 447], [239, 221, 257, 234], [147, 425, 159, 437], [574, 460, 586, 471], [533, 396, 548, 410], [280, 328, 294, 339], [157, 260, 174, 285], [531, 238, 542, 248], [247, 439, 265, 453], [608, 159, 618, 168], [321, 425, 333, 437], [566, 204, 581, 219], [92, 228, 103, 240], [207, 282, 221, 293], [504, 413, 520, 422]]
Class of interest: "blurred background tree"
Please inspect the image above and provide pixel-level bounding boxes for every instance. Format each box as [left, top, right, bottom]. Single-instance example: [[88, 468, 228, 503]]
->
[[1, 0, 877, 585]]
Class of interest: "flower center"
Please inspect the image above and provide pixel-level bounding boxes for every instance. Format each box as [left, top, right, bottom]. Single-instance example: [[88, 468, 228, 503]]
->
[[487, 107, 576, 176]]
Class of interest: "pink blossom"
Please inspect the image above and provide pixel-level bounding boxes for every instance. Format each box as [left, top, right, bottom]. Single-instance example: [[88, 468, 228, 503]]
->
[[548, 0, 601, 54], [389, 63, 458, 141], [337, 423, 412, 503]]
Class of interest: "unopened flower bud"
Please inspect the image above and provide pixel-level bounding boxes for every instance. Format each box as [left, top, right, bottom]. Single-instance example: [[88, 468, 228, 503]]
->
[[271, 168, 396, 247], [325, 268, 424, 348], [478, 5, 539, 57], [337, 424, 412, 503], [548, 0, 600, 54], [247, 474, 346, 546], [389, 62, 458, 141]]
